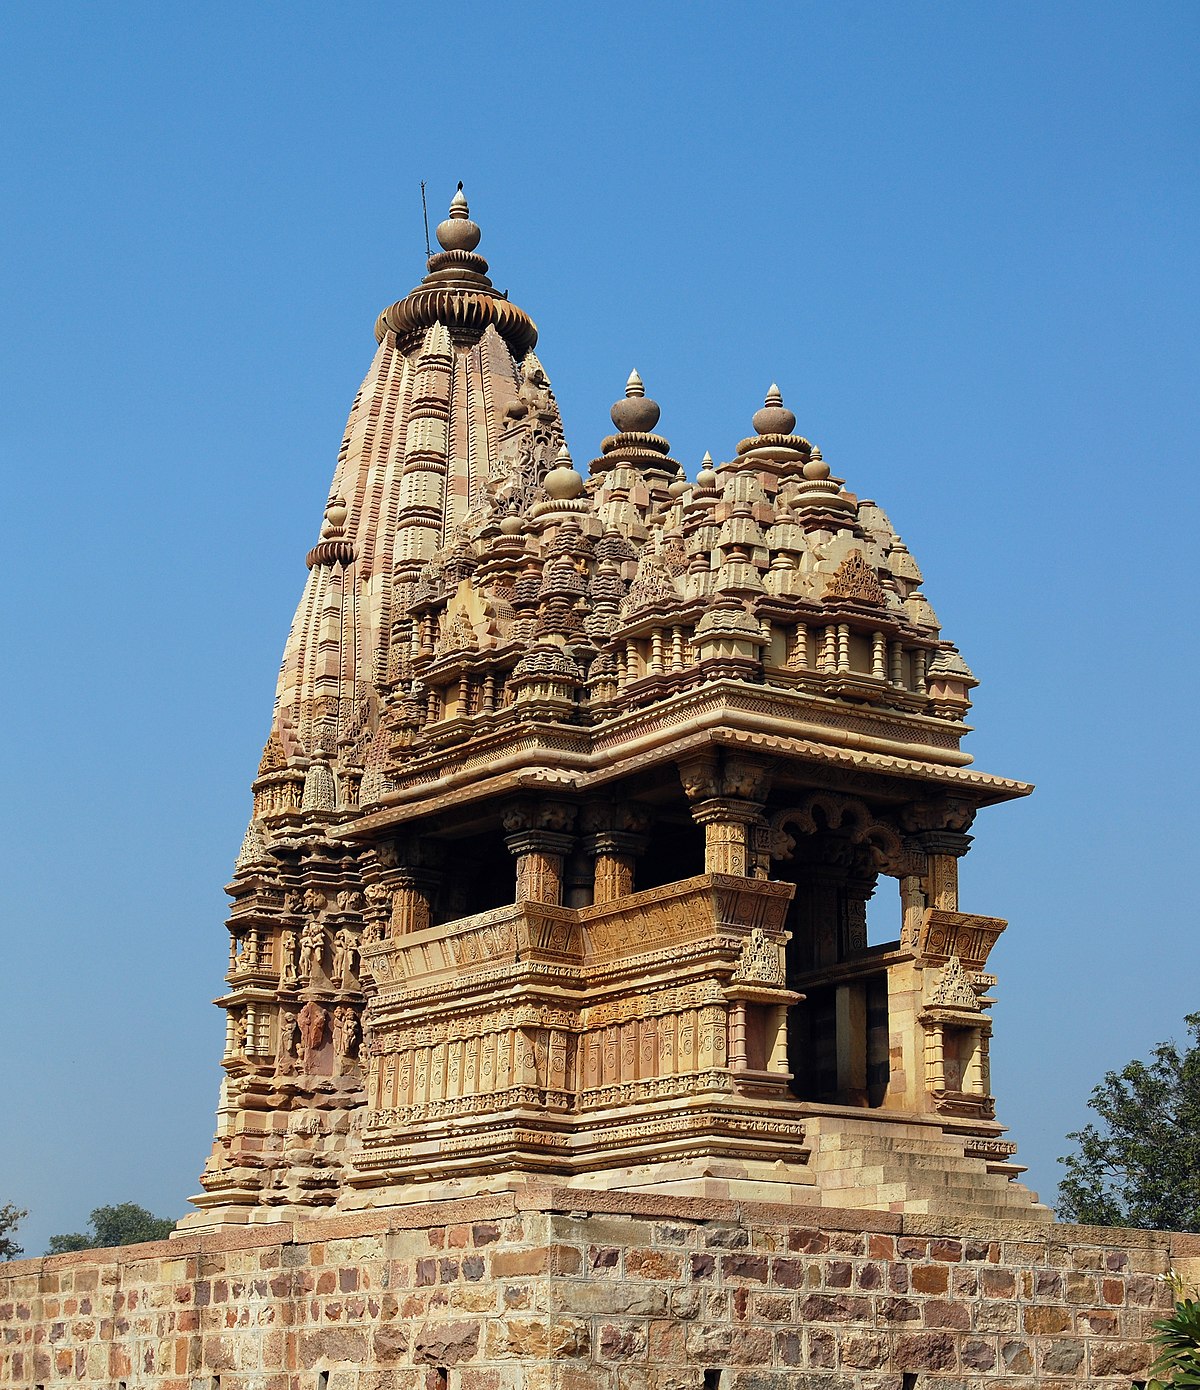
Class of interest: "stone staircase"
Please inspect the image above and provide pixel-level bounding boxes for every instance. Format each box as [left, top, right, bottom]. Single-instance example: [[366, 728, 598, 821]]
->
[[804, 1113, 1052, 1221]]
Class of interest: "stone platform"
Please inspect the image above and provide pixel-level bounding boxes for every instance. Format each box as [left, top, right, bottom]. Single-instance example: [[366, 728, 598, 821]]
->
[[3, 1187, 1197, 1389]]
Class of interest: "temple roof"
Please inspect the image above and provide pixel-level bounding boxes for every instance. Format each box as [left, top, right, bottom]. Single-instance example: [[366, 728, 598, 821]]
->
[[245, 187, 1018, 858]]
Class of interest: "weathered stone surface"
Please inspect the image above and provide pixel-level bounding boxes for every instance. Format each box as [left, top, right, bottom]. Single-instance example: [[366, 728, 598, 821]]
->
[[0, 1195, 1156, 1390], [180, 187, 1050, 1237]]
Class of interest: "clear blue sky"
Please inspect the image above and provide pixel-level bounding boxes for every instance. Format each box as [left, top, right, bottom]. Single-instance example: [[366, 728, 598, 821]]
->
[[2, 2, 1197, 1257]]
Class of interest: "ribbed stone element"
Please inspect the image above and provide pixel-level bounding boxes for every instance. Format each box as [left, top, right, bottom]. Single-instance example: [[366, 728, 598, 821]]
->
[[375, 187, 537, 355]]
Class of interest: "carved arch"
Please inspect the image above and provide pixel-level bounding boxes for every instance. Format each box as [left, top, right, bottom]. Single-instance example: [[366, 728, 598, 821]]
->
[[769, 794, 911, 875]]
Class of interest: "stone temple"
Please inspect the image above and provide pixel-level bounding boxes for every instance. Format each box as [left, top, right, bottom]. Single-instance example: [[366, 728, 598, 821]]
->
[[6, 189, 1194, 1390], [188, 184, 1042, 1228]]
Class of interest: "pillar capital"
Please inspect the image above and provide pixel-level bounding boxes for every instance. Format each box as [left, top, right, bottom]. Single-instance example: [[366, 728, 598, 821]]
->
[[910, 829, 973, 859], [678, 751, 774, 807], [502, 828, 577, 860]]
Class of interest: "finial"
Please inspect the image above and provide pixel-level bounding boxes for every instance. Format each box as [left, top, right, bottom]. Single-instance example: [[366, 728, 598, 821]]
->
[[436, 183, 481, 253], [543, 443, 584, 501], [320, 495, 348, 539], [611, 369, 661, 432], [803, 445, 830, 480], [752, 383, 797, 437], [696, 452, 718, 490]]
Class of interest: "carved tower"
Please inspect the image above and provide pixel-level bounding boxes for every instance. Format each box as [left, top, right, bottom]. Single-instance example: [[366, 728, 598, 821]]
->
[[187, 189, 1045, 1229]]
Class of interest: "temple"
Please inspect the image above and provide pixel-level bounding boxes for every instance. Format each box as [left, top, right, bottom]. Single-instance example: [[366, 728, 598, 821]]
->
[[186, 186, 1045, 1230]]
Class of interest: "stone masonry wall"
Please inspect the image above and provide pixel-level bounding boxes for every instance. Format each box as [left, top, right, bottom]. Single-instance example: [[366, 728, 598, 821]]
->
[[2, 1187, 1198, 1390]]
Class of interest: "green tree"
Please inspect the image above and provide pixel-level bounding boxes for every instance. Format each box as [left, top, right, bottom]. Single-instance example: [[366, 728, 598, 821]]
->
[[47, 1203, 176, 1254], [1058, 1012, 1200, 1232], [0, 1202, 27, 1260]]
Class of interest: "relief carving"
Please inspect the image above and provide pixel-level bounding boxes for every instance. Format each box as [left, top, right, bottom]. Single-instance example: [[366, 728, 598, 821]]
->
[[733, 927, 786, 986]]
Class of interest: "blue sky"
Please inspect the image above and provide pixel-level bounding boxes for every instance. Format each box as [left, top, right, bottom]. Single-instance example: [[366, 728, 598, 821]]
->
[[2, 2, 1197, 1257]]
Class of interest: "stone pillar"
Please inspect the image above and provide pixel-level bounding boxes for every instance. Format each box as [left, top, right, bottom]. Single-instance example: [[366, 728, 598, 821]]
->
[[562, 849, 595, 910], [502, 800, 578, 907], [588, 830, 647, 903], [364, 838, 445, 938], [917, 831, 970, 912], [679, 753, 773, 879], [900, 797, 976, 913], [581, 802, 651, 904], [505, 830, 574, 904], [924, 1022, 947, 1094], [899, 874, 925, 948], [835, 983, 868, 1100], [729, 1000, 749, 1071], [689, 799, 765, 876], [840, 875, 876, 957], [766, 1004, 790, 1075], [390, 868, 439, 935]]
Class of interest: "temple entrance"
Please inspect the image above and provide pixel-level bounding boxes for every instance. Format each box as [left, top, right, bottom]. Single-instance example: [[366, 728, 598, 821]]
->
[[766, 796, 904, 1107]]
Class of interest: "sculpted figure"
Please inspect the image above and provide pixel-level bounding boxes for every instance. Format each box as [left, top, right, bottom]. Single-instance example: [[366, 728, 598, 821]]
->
[[333, 1005, 360, 1059], [332, 928, 357, 987], [276, 1011, 298, 1073], [302, 887, 326, 913], [299, 919, 325, 980], [233, 1011, 249, 1054], [278, 927, 298, 985], [297, 1000, 326, 1068], [502, 359, 552, 425]]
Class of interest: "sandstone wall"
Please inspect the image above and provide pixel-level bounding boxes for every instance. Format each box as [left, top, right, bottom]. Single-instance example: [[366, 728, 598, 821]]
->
[[2, 1188, 1197, 1390]]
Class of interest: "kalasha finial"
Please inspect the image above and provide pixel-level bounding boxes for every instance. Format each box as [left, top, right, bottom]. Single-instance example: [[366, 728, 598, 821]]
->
[[320, 495, 348, 539], [752, 382, 797, 436], [611, 368, 661, 432], [803, 445, 830, 480], [543, 443, 584, 500], [696, 451, 719, 490], [435, 182, 482, 253]]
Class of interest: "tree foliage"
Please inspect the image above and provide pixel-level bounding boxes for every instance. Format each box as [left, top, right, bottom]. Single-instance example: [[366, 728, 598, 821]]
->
[[1057, 1013, 1200, 1232], [1145, 1277, 1200, 1388], [47, 1203, 176, 1254], [0, 1202, 27, 1261]]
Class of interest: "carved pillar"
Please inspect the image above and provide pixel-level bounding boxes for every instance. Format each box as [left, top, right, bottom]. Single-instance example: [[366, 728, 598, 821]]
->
[[581, 802, 650, 904], [507, 832, 573, 903], [729, 1000, 749, 1071], [840, 873, 876, 957], [502, 800, 577, 906], [680, 753, 772, 879], [592, 829, 651, 903], [363, 838, 445, 938], [562, 850, 594, 909], [915, 831, 971, 912], [389, 868, 440, 935], [790, 862, 846, 973], [899, 874, 925, 948], [900, 798, 977, 916], [689, 799, 765, 876]]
